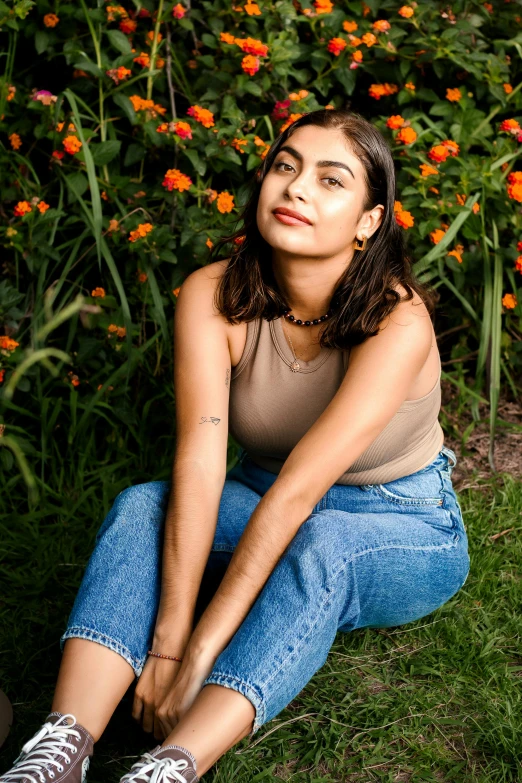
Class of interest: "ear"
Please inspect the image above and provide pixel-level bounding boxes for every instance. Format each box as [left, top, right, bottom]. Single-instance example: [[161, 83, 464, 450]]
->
[[360, 203, 384, 238]]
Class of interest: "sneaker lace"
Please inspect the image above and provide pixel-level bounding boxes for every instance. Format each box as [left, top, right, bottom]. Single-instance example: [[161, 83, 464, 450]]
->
[[0, 714, 82, 783], [120, 754, 191, 783]]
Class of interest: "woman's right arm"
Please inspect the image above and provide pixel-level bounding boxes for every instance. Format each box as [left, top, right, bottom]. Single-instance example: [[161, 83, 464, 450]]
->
[[133, 261, 233, 736]]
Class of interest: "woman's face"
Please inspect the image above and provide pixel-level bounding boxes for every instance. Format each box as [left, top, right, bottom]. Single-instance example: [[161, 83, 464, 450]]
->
[[256, 125, 383, 263]]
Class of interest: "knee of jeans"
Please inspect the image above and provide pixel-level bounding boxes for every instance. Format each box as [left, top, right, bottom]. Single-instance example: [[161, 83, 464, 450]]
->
[[96, 481, 171, 543], [286, 513, 339, 570]]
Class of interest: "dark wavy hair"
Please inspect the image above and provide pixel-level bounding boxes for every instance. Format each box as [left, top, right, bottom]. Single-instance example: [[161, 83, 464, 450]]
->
[[210, 108, 439, 350]]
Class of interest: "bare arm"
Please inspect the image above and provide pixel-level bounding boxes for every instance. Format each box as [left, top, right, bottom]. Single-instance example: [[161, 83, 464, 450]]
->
[[152, 262, 232, 653]]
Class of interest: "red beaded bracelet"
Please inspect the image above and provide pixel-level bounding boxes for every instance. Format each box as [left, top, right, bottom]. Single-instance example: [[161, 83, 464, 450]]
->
[[147, 650, 183, 662]]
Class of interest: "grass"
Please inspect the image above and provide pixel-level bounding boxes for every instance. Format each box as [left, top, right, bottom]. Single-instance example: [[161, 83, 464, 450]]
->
[[1, 463, 521, 782]]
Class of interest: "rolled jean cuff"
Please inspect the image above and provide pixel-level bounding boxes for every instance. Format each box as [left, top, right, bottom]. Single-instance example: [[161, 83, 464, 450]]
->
[[203, 671, 265, 736], [60, 626, 144, 677]]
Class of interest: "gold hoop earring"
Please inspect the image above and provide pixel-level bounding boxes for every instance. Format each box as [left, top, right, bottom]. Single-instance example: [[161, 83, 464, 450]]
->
[[353, 235, 367, 251]]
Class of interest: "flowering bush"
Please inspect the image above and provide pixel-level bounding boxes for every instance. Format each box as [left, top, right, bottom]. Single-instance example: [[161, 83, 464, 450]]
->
[[0, 0, 521, 497]]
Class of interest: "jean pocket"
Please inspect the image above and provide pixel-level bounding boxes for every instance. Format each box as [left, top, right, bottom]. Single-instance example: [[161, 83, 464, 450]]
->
[[362, 467, 445, 506]]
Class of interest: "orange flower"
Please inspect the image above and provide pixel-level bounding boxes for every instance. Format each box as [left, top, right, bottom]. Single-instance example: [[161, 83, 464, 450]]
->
[[404, 81, 415, 90], [244, 2, 261, 14], [63, 136, 82, 155], [242, 54, 260, 75], [327, 38, 347, 56], [368, 83, 398, 99], [106, 66, 132, 84], [91, 287, 106, 297], [9, 133, 21, 150], [187, 105, 215, 128], [172, 3, 186, 18], [393, 200, 403, 213], [0, 369, 5, 383], [441, 139, 459, 156], [137, 269, 148, 283], [43, 13, 59, 27], [398, 5, 414, 17], [119, 18, 137, 33], [386, 115, 405, 129], [428, 187, 439, 195], [514, 255, 522, 273], [428, 144, 450, 163], [499, 118, 521, 135], [361, 32, 377, 47], [129, 95, 166, 118], [52, 150, 65, 161], [395, 210, 414, 229], [13, 201, 32, 217], [146, 30, 163, 46], [419, 164, 439, 177], [343, 20, 358, 32], [220, 32, 236, 44], [503, 84, 513, 94], [372, 19, 391, 33], [7, 85, 16, 101], [507, 172, 522, 202], [456, 193, 467, 206], [162, 169, 193, 192], [37, 201, 50, 213], [352, 50, 363, 63], [483, 2, 493, 12], [289, 90, 309, 101], [447, 244, 464, 264], [133, 51, 151, 68], [347, 35, 362, 47], [129, 222, 154, 242], [279, 113, 303, 133], [472, 202, 480, 214], [217, 191, 235, 213], [106, 5, 127, 21], [108, 219, 120, 233], [430, 228, 446, 244], [206, 238, 214, 249], [235, 37, 269, 57], [0, 336, 19, 352], [314, 0, 334, 13], [446, 88, 462, 102], [172, 287, 181, 296], [396, 126, 417, 144], [502, 293, 517, 309], [231, 138, 248, 154]]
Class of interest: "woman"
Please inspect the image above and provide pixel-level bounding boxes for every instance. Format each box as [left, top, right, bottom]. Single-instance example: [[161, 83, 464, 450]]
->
[[1, 109, 470, 783]]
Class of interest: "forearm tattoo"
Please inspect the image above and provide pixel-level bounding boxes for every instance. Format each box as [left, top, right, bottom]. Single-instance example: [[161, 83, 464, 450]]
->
[[225, 368, 230, 388], [200, 416, 221, 425]]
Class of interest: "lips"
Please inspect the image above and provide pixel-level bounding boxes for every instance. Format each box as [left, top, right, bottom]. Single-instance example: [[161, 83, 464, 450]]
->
[[272, 207, 312, 226]]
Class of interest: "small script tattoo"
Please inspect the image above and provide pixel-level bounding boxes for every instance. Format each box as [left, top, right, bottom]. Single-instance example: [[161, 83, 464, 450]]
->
[[200, 416, 221, 425], [225, 369, 230, 389]]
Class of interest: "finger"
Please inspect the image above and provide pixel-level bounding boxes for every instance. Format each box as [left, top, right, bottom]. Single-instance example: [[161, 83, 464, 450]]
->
[[153, 714, 165, 742], [142, 702, 155, 734], [159, 713, 173, 742], [131, 694, 143, 724]]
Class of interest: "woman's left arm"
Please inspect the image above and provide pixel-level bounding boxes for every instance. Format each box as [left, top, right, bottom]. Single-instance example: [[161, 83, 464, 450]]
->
[[186, 296, 435, 666]]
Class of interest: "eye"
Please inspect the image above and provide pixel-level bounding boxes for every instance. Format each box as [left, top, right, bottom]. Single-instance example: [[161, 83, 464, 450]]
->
[[274, 161, 344, 188]]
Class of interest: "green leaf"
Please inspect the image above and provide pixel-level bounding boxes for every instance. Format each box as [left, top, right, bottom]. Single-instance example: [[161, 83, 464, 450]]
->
[[113, 93, 137, 125], [244, 81, 263, 97], [106, 29, 132, 54], [201, 33, 217, 49], [65, 172, 89, 202], [182, 148, 207, 177], [334, 67, 356, 96], [72, 58, 103, 78], [124, 143, 146, 167], [35, 30, 49, 54], [90, 140, 122, 165]]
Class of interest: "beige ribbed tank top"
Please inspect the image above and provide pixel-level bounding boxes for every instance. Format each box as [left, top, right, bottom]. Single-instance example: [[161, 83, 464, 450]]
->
[[228, 315, 445, 486]]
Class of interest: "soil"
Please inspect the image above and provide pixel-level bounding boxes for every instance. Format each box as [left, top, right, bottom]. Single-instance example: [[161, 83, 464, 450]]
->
[[440, 379, 522, 491]]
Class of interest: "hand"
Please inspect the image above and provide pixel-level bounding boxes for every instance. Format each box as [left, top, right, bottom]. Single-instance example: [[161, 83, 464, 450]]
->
[[155, 651, 216, 741], [132, 655, 183, 738]]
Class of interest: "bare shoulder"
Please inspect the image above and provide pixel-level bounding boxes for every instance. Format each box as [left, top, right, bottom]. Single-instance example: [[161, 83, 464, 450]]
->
[[387, 282, 432, 326], [176, 258, 232, 317]]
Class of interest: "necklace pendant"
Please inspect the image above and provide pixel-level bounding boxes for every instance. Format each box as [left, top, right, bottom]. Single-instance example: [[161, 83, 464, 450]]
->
[[290, 360, 300, 372]]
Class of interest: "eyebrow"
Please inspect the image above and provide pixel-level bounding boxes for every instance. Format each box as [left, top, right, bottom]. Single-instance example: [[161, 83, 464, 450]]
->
[[277, 145, 355, 179]]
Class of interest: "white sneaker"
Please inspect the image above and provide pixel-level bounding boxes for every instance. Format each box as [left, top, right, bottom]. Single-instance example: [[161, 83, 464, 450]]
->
[[120, 745, 199, 782]]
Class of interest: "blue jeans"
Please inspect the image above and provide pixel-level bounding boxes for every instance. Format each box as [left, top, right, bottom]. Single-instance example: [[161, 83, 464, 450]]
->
[[61, 446, 470, 736]]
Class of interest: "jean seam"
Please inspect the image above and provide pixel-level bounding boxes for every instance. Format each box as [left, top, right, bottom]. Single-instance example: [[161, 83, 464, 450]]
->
[[60, 626, 144, 676]]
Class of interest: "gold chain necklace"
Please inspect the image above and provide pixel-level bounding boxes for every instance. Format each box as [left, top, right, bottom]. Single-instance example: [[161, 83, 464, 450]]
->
[[282, 320, 319, 372]]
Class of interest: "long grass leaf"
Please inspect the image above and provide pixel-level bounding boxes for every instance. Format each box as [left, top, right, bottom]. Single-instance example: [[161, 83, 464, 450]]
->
[[144, 263, 169, 344], [414, 192, 481, 275]]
